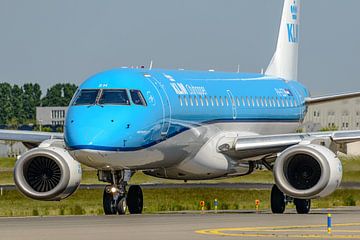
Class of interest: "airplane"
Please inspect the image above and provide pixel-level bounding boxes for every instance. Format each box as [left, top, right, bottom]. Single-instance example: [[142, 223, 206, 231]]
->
[[1, 0, 360, 215]]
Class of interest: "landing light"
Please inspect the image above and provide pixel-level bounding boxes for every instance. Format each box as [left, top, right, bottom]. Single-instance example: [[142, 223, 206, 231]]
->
[[111, 187, 117, 193]]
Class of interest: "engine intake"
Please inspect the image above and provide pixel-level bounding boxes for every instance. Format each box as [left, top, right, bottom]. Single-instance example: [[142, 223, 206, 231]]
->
[[274, 144, 342, 199], [14, 146, 82, 201]]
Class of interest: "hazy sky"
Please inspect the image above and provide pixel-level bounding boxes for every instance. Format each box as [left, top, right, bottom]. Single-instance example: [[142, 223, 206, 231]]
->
[[0, 0, 359, 96]]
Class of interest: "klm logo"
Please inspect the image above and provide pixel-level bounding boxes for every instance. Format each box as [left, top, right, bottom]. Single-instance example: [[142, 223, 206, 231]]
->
[[287, 0, 299, 43], [287, 23, 299, 43], [290, 1, 298, 20]]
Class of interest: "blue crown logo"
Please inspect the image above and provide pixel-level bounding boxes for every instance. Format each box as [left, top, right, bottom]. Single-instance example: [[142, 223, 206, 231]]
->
[[290, 1, 298, 20]]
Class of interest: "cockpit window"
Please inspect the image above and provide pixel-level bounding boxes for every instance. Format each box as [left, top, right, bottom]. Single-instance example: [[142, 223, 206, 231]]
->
[[72, 89, 99, 106], [130, 90, 147, 106], [99, 89, 130, 105]]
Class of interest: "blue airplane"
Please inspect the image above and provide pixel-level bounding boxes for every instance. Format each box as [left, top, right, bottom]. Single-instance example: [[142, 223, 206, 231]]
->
[[2, 0, 360, 215]]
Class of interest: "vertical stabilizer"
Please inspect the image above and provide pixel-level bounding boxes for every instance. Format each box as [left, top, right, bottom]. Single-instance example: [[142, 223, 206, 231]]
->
[[265, 0, 301, 81]]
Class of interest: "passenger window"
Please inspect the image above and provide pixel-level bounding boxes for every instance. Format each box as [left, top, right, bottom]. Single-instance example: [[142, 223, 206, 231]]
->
[[281, 98, 285, 107], [194, 96, 198, 106], [256, 97, 260, 107], [246, 97, 250, 107], [276, 98, 280, 107], [199, 96, 204, 106], [219, 96, 224, 106], [225, 96, 229, 106], [210, 96, 214, 106], [184, 96, 188, 106], [236, 97, 240, 107], [190, 96, 193, 106], [99, 89, 130, 105], [251, 97, 255, 107], [179, 96, 183, 106], [73, 89, 99, 106], [204, 96, 209, 106], [214, 96, 219, 106], [130, 90, 147, 106], [294, 99, 298, 107], [241, 97, 245, 107]]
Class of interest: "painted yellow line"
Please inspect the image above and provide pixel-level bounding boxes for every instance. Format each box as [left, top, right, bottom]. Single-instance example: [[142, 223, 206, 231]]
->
[[196, 222, 360, 239]]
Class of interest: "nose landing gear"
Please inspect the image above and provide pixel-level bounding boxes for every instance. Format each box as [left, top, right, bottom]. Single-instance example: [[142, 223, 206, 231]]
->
[[99, 170, 143, 215]]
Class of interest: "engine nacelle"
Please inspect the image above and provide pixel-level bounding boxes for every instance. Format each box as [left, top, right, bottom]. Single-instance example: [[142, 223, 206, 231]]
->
[[14, 145, 82, 201], [274, 144, 342, 199]]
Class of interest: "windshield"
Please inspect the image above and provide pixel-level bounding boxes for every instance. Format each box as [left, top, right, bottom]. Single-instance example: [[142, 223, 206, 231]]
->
[[72, 89, 99, 106], [130, 90, 147, 106], [99, 89, 130, 105]]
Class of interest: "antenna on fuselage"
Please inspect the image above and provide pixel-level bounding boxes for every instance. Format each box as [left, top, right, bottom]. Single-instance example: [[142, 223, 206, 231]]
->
[[149, 60, 153, 70], [237, 64, 240, 73]]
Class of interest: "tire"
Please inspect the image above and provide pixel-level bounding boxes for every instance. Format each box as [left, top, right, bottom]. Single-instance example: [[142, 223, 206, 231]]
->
[[127, 185, 143, 214], [117, 197, 127, 215], [294, 199, 311, 214], [103, 186, 117, 215], [271, 184, 286, 214]]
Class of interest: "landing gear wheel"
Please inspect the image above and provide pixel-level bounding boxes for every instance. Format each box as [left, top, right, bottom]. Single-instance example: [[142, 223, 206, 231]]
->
[[117, 197, 127, 215], [103, 186, 118, 215], [271, 184, 286, 214], [294, 199, 311, 214], [127, 185, 143, 214]]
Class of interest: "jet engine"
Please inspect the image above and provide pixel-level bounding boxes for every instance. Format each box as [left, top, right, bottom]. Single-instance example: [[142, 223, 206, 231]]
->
[[14, 145, 82, 201], [273, 144, 342, 199]]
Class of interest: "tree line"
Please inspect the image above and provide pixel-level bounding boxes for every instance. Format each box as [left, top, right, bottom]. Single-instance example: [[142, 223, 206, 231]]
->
[[0, 83, 77, 126]]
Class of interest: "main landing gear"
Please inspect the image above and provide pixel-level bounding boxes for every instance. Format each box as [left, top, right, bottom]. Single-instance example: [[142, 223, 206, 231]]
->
[[270, 184, 311, 214], [99, 170, 143, 215]]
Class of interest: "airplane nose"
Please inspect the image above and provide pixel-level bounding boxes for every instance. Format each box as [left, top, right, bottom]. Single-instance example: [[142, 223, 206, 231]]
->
[[64, 106, 128, 150]]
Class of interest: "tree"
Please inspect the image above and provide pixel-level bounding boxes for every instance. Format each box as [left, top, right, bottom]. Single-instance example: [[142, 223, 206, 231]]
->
[[11, 84, 24, 124], [0, 83, 13, 125], [22, 83, 41, 121], [42, 83, 77, 107]]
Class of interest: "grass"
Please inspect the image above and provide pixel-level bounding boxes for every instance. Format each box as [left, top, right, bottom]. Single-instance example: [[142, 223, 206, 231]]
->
[[1, 156, 360, 185], [0, 188, 359, 217]]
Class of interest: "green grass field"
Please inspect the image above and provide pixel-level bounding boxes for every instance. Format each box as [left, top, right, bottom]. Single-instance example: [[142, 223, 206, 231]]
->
[[0, 188, 359, 217]]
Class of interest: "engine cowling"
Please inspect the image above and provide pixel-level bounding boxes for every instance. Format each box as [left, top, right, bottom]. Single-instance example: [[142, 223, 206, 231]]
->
[[274, 144, 342, 199], [14, 145, 82, 201]]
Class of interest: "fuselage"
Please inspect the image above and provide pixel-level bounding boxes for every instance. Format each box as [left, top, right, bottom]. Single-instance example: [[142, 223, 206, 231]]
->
[[64, 68, 309, 179]]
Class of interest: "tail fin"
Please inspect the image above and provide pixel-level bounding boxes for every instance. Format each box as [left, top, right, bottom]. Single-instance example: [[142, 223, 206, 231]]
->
[[265, 0, 301, 81]]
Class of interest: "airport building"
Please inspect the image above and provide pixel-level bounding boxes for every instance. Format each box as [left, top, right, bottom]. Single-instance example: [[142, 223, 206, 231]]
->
[[36, 107, 68, 126], [302, 95, 360, 132]]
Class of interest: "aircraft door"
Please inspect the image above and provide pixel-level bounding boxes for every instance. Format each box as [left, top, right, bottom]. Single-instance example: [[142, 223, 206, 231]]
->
[[227, 90, 237, 120], [145, 75, 171, 137]]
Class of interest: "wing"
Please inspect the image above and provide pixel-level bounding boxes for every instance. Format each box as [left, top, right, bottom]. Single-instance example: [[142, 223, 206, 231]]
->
[[306, 91, 360, 105], [0, 129, 63, 148], [219, 130, 360, 161]]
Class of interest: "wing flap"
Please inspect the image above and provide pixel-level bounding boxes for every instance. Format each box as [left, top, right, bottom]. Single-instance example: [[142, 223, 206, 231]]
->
[[220, 131, 360, 160]]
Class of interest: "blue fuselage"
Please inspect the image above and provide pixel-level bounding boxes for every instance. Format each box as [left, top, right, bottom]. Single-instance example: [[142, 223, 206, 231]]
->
[[64, 68, 309, 154]]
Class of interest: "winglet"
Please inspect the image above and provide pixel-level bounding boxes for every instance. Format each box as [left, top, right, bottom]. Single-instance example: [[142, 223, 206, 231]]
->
[[265, 0, 301, 81]]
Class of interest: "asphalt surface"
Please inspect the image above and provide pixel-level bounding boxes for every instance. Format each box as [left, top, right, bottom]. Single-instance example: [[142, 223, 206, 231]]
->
[[0, 208, 360, 240], [1, 182, 360, 190]]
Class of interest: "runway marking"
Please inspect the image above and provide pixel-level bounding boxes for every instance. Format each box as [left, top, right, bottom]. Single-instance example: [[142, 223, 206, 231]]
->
[[196, 222, 360, 239]]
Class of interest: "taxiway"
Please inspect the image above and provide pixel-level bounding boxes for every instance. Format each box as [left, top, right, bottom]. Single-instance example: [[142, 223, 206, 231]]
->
[[0, 208, 360, 240]]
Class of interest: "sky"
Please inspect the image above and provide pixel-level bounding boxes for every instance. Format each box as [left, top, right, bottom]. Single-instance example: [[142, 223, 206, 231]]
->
[[0, 0, 359, 96]]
